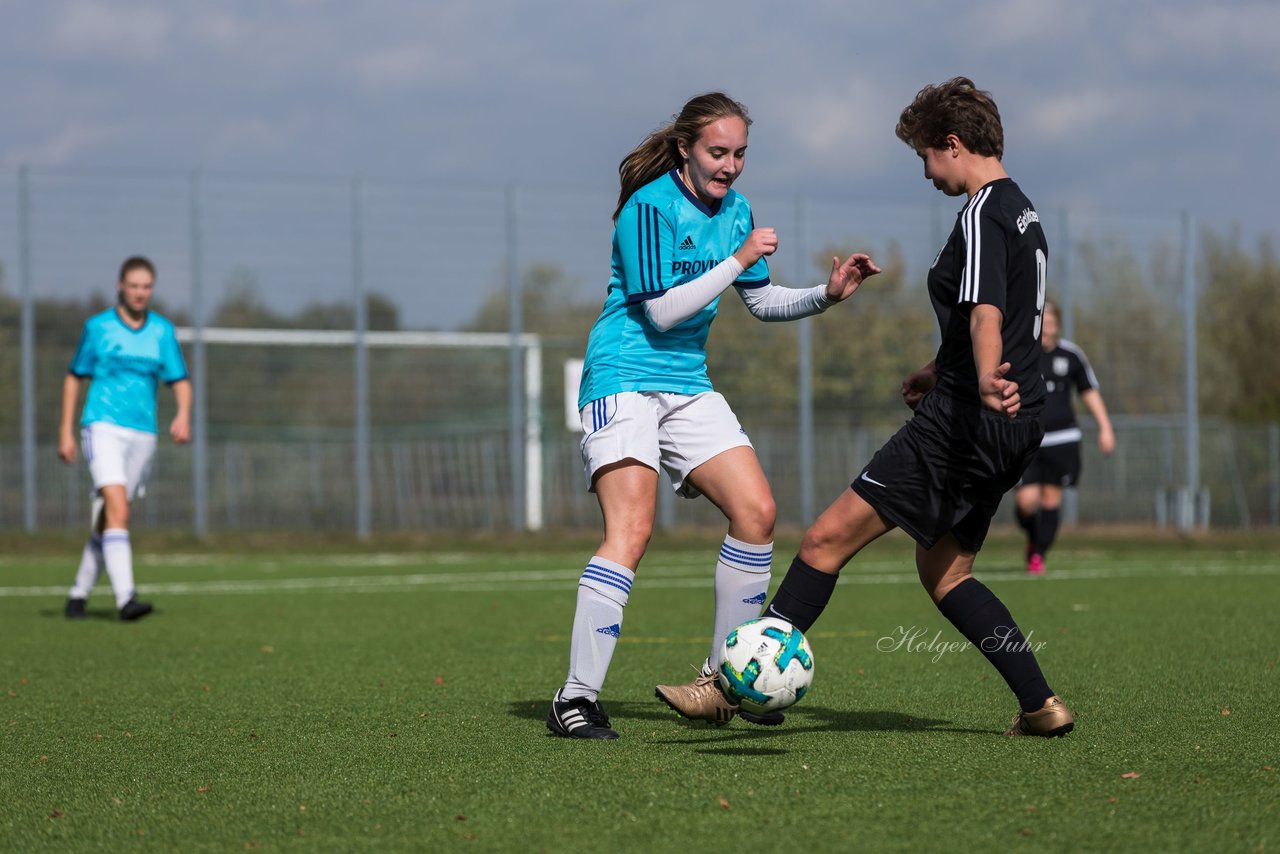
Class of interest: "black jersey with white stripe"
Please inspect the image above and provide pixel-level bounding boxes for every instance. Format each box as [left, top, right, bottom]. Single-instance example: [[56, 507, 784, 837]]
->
[[1041, 339, 1099, 438], [926, 178, 1048, 407]]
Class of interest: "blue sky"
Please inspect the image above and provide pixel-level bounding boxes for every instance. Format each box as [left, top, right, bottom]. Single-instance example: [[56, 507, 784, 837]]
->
[[2, 0, 1276, 325]]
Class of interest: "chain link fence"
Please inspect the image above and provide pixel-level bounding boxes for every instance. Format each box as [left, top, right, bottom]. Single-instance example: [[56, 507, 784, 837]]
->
[[1, 166, 1272, 534]]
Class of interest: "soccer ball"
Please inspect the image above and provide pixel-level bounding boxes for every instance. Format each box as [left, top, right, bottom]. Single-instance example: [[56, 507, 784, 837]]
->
[[717, 617, 814, 714]]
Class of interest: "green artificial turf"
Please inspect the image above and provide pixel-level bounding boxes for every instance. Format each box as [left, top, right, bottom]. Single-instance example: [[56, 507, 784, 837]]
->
[[1, 532, 1277, 851]]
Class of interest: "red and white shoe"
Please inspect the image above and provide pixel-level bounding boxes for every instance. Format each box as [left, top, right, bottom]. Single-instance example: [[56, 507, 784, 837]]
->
[[1026, 553, 1045, 576]]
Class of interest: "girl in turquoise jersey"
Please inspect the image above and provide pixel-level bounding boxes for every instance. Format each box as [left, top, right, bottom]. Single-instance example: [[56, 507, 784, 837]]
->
[[59, 256, 191, 621], [547, 93, 879, 739]]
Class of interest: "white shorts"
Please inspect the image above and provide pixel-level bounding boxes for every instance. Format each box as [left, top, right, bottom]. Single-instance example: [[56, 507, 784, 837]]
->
[[580, 391, 752, 498], [82, 422, 157, 500]]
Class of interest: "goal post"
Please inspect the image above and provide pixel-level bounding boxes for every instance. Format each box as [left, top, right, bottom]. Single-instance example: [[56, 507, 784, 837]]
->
[[175, 327, 544, 533]]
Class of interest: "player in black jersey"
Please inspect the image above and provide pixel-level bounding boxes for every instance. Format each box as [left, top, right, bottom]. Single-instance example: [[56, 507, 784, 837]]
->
[[1015, 299, 1114, 574], [763, 78, 1073, 737]]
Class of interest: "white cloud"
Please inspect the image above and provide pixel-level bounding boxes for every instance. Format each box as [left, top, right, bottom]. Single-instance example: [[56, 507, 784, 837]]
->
[[187, 9, 244, 51], [51, 0, 173, 62], [773, 78, 901, 178], [2, 123, 121, 167], [208, 116, 296, 159], [1131, 4, 1280, 73], [1026, 90, 1126, 139], [968, 0, 1090, 47], [0, 0, 1271, 240], [349, 44, 460, 92]]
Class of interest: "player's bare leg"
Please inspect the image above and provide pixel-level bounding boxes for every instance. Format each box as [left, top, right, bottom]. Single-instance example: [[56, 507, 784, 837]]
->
[[797, 487, 894, 574], [594, 460, 659, 569]]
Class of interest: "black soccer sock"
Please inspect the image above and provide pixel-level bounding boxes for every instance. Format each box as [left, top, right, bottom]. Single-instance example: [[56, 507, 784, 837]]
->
[[936, 578, 1053, 713], [762, 556, 838, 633], [1014, 506, 1036, 537], [1033, 508, 1060, 557]]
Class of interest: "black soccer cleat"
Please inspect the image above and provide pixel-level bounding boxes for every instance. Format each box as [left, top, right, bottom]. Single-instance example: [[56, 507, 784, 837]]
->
[[738, 709, 786, 726], [118, 598, 154, 622], [65, 598, 88, 620], [547, 689, 619, 740]]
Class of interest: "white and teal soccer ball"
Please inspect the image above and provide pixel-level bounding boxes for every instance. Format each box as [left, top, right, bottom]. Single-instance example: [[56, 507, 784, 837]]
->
[[718, 617, 815, 714]]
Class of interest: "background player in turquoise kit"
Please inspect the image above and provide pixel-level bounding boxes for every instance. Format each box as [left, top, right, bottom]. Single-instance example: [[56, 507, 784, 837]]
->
[[547, 92, 880, 739], [58, 256, 191, 621]]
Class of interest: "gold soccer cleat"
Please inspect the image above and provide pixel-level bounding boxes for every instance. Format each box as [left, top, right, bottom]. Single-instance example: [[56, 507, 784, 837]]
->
[[655, 671, 738, 726], [1004, 695, 1075, 737]]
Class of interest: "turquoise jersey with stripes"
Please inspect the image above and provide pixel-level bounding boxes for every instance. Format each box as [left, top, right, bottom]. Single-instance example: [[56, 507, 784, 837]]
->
[[577, 169, 770, 409], [68, 308, 188, 434]]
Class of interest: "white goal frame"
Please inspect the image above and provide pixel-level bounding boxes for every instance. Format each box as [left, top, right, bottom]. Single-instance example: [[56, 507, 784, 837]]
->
[[175, 327, 544, 531]]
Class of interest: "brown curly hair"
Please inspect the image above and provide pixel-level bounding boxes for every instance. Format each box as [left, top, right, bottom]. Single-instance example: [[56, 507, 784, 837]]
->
[[896, 77, 1003, 159]]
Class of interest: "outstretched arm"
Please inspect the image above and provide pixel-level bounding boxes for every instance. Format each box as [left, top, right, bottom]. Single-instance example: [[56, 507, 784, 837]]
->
[[823, 253, 880, 303], [738, 253, 881, 322]]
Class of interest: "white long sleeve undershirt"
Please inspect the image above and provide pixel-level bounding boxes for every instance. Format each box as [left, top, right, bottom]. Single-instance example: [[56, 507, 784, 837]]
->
[[642, 257, 745, 332], [641, 258, 836, 331], [736, 282, 834, 321]]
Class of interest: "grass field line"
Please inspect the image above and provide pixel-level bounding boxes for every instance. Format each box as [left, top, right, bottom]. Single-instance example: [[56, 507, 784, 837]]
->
[[2, 558, 1278, 599], [128, 552, 719, 569]]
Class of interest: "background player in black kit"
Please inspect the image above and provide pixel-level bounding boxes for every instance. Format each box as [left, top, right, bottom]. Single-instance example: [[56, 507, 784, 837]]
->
[[763, 77, 1073, 737], [1015, 298, 1114, 575]]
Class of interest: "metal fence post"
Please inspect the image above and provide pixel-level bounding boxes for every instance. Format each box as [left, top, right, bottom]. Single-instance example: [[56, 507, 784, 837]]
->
[[190, 171, 209, 538], [1057, 208, 1079, 526], [524, 338, 543, 531], [1269, 422, 1278, 527], [795, 195, 814, 525], [19, 165, 36, 531], [1181, 211, 1200, 530], [353, 175, 371, 539], [506, 183, 525, 531], [1058, 207, 1074, 340]]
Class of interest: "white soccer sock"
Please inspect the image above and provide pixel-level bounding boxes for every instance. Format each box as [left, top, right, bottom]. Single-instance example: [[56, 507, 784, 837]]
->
[[68, 534, 105, 600], [706, 535, 773, 672], [561, 556, 635, 703], [101, 529, 136, 610]]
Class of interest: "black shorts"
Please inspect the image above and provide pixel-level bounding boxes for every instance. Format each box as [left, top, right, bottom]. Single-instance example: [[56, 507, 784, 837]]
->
[[851, 391, 1044, 553], [1019, 441, 1081, 488]]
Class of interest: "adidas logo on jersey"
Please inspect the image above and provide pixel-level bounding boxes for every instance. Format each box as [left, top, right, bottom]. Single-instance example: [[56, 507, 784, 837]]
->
[[596, 623, 621, 638], [678, 235, 696, 251], [742, 591, 767, 605]]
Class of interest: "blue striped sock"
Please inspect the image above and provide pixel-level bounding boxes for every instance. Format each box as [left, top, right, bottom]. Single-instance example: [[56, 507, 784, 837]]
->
[[708, 535, 772, 671], [101, 528, 135, 610], [562, 556, 635, 702]]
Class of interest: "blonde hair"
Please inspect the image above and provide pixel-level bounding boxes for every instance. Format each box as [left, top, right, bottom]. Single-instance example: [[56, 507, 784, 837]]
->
[[614, 92, 751, 222]]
